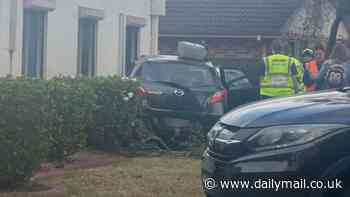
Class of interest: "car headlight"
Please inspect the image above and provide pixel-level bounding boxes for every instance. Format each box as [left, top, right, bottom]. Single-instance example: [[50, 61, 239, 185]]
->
[[207, 123, 223, 146], [207, 123, 237, 146], [248, 124, 348, 151]]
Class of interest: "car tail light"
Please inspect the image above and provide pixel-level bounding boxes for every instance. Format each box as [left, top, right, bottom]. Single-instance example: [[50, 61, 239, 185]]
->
[[209, 89, 228, 104], [136, 87, 147, 97]]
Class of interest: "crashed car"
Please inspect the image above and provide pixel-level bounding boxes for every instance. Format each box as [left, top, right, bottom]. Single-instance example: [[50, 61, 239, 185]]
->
[[130, 42, 254, 147], [130, 42, 228, 146]]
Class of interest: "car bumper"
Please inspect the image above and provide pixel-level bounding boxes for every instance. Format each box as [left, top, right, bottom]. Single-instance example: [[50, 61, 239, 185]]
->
[[201, 143, 325, 197], [143, 106, 223, 128]]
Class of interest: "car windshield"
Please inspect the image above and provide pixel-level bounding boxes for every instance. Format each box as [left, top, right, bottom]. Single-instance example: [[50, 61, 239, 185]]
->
[[141, 62, 218, 88]]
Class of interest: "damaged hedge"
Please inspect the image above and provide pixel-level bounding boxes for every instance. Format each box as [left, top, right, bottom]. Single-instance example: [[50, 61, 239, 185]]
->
[[87, 77, 148, 151]]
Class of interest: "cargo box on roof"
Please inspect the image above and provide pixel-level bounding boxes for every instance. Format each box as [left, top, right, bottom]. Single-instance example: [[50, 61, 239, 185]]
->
[[177, 41, 208, 61]]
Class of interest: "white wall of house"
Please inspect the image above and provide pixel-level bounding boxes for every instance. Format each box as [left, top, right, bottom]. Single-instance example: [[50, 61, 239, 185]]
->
[[0, 0, 165, 78], [0, 0, 12, 76]]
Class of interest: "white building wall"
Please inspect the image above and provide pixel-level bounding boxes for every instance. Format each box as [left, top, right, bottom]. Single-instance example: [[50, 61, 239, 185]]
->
[[0, 0, 22, 77], [0, 0, 165, 78], [0, 0, 11, 76]]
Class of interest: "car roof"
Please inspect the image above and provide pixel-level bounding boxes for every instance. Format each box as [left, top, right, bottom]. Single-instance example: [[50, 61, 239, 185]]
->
[[137, 55, 214, 67]]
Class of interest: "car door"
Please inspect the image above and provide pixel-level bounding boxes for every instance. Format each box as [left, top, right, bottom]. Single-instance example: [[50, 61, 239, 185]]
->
[[221, 68, 258, 109]]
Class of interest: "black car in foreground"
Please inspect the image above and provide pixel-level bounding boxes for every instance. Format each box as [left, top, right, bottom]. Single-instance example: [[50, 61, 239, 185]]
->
[[202, 89, 350, 197]]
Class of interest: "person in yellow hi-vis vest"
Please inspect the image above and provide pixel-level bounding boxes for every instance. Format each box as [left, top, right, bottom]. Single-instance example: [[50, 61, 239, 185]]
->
[[259, 41, 304, 99]]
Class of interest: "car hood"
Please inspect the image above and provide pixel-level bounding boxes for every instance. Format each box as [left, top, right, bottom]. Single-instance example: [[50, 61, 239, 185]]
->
[[221, 90, 350, 128]]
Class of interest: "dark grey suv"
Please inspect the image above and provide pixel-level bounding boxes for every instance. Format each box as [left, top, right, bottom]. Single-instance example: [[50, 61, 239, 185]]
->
[[130, 55, 228, 134]]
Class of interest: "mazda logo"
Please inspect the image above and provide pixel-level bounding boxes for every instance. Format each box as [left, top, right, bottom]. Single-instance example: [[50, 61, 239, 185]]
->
[[174, 89, 185, 97]]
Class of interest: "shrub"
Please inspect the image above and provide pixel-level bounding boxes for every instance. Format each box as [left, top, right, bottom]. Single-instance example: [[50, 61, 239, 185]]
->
[[0, 78, 48, 187], [88, 76, 147, 150], [46, 77, 96, 162], [0, 76, 148, 187]]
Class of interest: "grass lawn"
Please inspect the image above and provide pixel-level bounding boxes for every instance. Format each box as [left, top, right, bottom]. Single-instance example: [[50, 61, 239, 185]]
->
[[0, 153, 204, 197]]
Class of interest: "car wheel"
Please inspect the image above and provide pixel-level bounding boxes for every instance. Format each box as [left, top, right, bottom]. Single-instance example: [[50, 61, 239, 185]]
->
[[142, 136, 170, 151]]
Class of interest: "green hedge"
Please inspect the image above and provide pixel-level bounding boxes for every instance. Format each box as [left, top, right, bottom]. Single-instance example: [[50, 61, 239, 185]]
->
[[88, 77, 147, 150], [0, 78, 48, 187], [0, 76, 144, 188], [46, 77, 96, 161]]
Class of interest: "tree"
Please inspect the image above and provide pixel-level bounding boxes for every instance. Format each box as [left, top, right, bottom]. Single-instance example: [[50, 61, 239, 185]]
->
[[326, 0, 350, 58], [283, 0, 335, 50], [302, 0, 323, 38]]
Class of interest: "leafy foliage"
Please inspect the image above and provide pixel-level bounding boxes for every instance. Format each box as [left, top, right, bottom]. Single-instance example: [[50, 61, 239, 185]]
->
[[46, 77, 96, 161], [88, 77, 148, 151], [0, 76, 206, 187], [0, 76, 144, 187], [0, 78, 48, 187]]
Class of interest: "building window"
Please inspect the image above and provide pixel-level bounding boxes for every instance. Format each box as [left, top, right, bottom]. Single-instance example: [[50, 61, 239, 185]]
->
[[125, 26, 140, 75], [119, 15, 146, 76], [22, 9, 47, 78], [78, 18, 98, 77]]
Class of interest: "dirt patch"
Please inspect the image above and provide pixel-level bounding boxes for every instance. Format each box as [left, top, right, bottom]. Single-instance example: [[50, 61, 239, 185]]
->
[[33, 151, 120, 181]]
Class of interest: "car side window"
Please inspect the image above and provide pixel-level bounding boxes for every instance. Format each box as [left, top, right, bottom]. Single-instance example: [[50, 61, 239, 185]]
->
[[132, 65, 142, 77], [224, 69, 245, 82], [223, 69, 252, 90], [132, 62, 159, 80], [231, 78, 252, 89]]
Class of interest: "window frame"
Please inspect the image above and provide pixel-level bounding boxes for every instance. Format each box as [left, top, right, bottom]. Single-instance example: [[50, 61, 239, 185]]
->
[[77, 7, 104, 77], [119, 14, 146, 76], [77, 18, 98, 77], [125, 25, 141, 75], [21, 8, 48, 79]]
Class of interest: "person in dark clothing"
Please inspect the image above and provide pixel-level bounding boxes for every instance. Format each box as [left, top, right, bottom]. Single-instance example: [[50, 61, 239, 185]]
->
[[320, 43, 350, 89], [315, 44, 326, 70], [315, 43, 350, 90], [315, 44, 328, 90]]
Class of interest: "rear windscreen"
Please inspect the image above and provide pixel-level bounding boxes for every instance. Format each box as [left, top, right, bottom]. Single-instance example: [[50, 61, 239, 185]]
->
[[141, 62, 219, 88]]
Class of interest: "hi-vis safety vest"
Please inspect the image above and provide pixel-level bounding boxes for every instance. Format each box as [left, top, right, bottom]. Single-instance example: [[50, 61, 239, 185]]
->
[[304, 60, 318, 92], [260, 54, 303, 97]]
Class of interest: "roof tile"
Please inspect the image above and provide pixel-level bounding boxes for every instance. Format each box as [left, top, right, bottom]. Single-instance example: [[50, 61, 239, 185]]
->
[[160, 0, 304, 36]]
